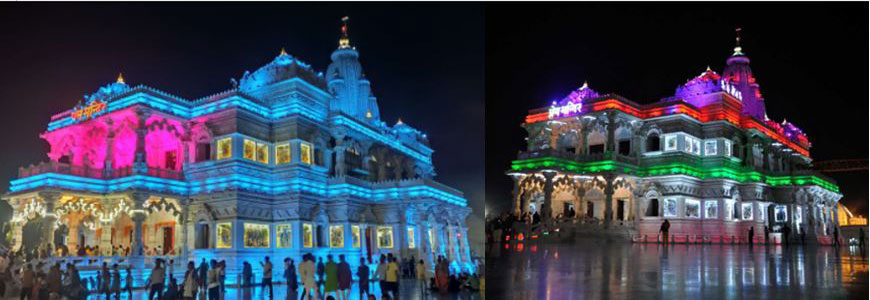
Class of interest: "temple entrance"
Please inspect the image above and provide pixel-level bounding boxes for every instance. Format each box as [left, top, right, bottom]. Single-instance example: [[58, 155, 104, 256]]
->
[[196, 223, 209, 249], [21, 219, 45, 255], [162, 226, 174, 254], [617, 200, 625, 220]]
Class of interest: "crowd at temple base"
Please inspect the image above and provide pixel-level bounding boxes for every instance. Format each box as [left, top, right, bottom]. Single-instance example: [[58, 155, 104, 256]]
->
[[0, 247, 483, 300]]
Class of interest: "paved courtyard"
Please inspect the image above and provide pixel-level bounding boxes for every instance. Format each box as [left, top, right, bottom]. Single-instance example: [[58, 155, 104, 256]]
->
[[486, 240, 868, 300]]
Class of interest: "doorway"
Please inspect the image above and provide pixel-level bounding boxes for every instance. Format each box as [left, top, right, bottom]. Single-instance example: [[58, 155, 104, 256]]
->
[[617, 200, 625, 220], [162, 227, 174, 254]]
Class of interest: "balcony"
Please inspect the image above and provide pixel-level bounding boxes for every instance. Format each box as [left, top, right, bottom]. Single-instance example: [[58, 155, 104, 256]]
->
[[18, 161, 184, 181], [517, 149, 639, 165]]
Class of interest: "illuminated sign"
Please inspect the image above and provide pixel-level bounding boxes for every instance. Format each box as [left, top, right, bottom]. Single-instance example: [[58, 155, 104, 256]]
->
[[71, 100, 107, 121], [548, 101, 582, 119], [720, 80, 743, 101]]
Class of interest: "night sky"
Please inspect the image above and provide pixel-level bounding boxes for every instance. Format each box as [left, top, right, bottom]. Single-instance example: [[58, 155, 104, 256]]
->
[[485, 4, 868, 217], [0, 4, 485, 251]]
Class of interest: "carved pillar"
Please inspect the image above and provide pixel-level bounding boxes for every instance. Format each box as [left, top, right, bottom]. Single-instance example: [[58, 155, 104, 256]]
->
[[391, 156, 404, 180], [542, 171, 556, 220], [511, 175, 522, 216], [578, 125, 588, 155], [405, 160, 417, 179], [129, 192, 149, 256], [334, 146, 347, 176], [104, 118, 115, 176], [745, 142, 755, 168], [605, 112, 617, 153], [134, 108, 151, 174], [762, 144, 770, 172], [602, 173, 616, 227], [39, 191, 62, 249], [376, 150, 388, 181], [180, 199, 190, 258], [576, 184, 587, 219], [100, 219, 112, 256]]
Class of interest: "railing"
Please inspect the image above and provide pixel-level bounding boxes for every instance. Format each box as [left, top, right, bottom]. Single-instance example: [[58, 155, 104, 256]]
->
[[18, 161, 184, 181], [518, 149, 640, 166]]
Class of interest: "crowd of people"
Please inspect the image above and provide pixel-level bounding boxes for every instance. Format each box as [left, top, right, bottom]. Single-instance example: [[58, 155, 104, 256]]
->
[[0, 248, 481, 300]]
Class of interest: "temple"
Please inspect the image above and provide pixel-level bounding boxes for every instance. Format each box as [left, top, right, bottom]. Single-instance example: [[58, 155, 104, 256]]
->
[[4, 17, 474, 280], [508, 31, 843, 245]]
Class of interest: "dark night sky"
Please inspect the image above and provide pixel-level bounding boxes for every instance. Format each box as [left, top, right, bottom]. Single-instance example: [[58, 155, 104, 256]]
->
[[485, 4, 869, 217], [0, 3, 485, 250]]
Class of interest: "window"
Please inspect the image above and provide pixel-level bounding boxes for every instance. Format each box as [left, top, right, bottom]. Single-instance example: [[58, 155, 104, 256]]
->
[[724, 140, 733, 157], [686, 137, 701, 155], [300, 143, 313, 165], [664, 135, 677, 151], [646, 135, 660, 152], [244, 223, 270, 248], [351, 225, 361, 248], [705, 201, 718, 219], [276, 143, 291, 164], [376, 226, 394, 249], [244, 139, 269, 163], [663, 198, 677, 217], [685, 199, 700, 218], [216, 222, 232, 249], [618, 140, 631, 155], [216, 137, 232, 160], [256, 143, 268, 164], [705, 140, 718, 156], [774, 205, 787, 222], [302, 223, 314, 248], [407, 226, 417, 249], [741, 203, 753, 220], [243, 139, 256, 161], [276, 224, 292, 248], [329, 225, 344, 248]]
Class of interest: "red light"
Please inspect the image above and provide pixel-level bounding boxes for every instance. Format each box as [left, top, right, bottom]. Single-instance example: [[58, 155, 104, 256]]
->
[[517, 233, 524, 241]]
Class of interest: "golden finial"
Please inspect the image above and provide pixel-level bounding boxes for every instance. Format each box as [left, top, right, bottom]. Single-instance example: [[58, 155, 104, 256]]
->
[[733, 28, 744, 55], [279, 48, 288, 56], [339, 16, 351, 48], [706, 65, 711, 71], [396, 118, 404, 125], [366, 109, 373, 118], [581, 81, 588, 89], [116, 73, 125, 84]]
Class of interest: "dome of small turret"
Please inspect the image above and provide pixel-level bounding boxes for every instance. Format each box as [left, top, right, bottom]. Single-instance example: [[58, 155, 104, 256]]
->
[[239, 50, 327, 93]]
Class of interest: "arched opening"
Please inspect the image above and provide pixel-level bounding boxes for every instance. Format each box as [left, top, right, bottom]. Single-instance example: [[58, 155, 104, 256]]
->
[[646, 135, 660, 152], [587, 130, 606, 154], [646, 199, 659, 217], [616, 127, 632, 156], [195, 222, 210, 249]]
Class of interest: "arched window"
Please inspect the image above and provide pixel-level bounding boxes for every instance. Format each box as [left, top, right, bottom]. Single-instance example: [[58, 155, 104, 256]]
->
[[647, 135, 660, 152], [646, 199, 659, 217]]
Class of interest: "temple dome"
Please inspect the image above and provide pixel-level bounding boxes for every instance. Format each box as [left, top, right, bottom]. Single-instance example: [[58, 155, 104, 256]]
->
[[239, 50, 327, 93]]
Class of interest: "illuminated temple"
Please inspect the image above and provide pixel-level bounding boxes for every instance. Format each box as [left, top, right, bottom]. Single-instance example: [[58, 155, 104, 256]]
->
[[4, 18, 474, 278], [508, 34, 843, 244]]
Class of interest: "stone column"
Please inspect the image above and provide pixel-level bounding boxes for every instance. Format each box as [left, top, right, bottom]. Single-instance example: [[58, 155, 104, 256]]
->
[[134, 108, 152, 174], [334, 146, 347, 176], [180, 199, 190, 258], [576, 183, 587, 219], [745, 142, 755, 168], [130, 192, 150, 256], [602, 173, 616, 227], [605, 112, 617, 153], [762, 144, 770, 172], [100, 220, 113, 256], [420, 222, 434, 272], [578, 126, 588, 155], [542, 171, 556, 220], [39, 191, 62, 249], [392, 156, 404, 180], [511, 175, 522, 216]]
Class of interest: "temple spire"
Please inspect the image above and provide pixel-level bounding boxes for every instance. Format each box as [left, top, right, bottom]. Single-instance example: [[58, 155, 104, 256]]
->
[[279, 47, 288, 56], [339, 16, 351, 48], [733, 27, 744, 56], [116, 73, 125, 84]]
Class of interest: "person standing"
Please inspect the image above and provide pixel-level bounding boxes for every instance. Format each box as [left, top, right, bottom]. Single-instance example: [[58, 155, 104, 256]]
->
[[125, 267, 134, 300], [324, 255, 338, 299], [337, 255, 351, 300], [148, 259, 165, 300], [436, 256, 449, 294], [101, 262, 111, 299], [833, 227, 841, 247], [207, 260, 219, 300], [219, 260, 226, 294], [356, 258, 370, 300], [20, 264, 34, 300], [182, 262, 198, 300], [111, 264, 121, 300], [285, 258, 298, 298], [260, 256, 273, 298], [385, 255, 400, 299], [198, 259, 208, 292], [47, 263, 61, 300], [660, 219, 671, 244], [375, 255, 387, 297], [416, 260, 426, 295], [748, 227, 754, 246], [243, 262, 252, 288], [316, 257, 325, 297], [299, 254, 317, 300]]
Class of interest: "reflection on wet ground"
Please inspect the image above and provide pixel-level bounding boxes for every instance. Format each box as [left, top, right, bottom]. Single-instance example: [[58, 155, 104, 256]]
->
[[486, 240, 868, 300]]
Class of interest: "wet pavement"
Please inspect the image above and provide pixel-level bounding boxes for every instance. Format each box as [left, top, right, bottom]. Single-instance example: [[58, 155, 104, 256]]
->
[[486, 240, 868, 300]]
